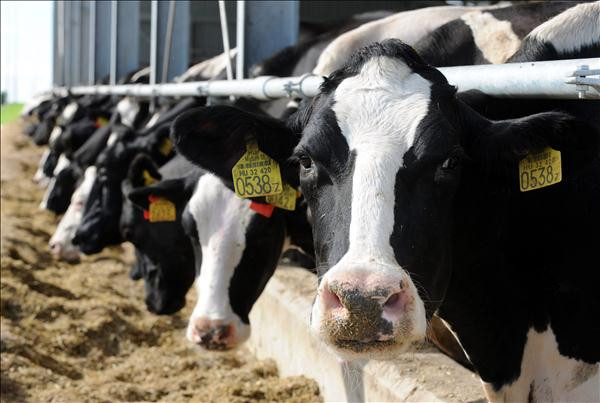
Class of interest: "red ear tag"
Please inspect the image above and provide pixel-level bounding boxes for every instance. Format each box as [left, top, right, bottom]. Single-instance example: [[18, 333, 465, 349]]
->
[[148, 194, 159, 203], [143, 210, 150, 220], [250, 201, 275, 218]]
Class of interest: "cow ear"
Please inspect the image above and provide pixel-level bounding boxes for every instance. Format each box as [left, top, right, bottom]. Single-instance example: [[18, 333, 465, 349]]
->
[[127, 178, 186, 211], [464, 111, 600, 175], [171, 106, 300, 186], [127, 153, 162, 188]]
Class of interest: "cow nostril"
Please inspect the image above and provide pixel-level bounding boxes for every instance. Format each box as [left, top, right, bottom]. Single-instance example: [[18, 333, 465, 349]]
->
[[384, 292, 401, 308], [322, 283, 343, 310]]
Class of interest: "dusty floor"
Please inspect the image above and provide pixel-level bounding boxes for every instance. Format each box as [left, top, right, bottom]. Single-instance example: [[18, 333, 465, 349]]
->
[[0, 120, 321, 403]]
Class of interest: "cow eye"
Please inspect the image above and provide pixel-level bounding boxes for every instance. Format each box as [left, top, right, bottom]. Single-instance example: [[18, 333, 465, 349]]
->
[[441, 156, 459, 170], [298, 155, 313, 170]]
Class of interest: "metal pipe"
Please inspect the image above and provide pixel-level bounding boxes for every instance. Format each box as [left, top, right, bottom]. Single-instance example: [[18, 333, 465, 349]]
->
[[110, 0, 117, 85], [236, 0, 245, 80], [218, 0, 234, 82], [89, 1, 96, 84], [56, 58, 599, 100], [150, 0, 158, 86], [161, 0, 176, 83]]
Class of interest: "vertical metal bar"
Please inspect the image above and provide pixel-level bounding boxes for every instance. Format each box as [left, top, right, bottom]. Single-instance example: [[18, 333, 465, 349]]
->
[[161, 0, 176, 83], [56, 1, 65, 86], [236, 0, 245, 80], [89, 1, 96, 84], [72, 2, 81, 86], [110, 0, 117, 85], [150, 0, 158, 85], [218, 0, 234, 82], [95, 1, 111, 83]]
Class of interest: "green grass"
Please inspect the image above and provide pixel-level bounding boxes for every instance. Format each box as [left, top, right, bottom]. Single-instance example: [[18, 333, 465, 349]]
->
[[1, 103, 24, 125]]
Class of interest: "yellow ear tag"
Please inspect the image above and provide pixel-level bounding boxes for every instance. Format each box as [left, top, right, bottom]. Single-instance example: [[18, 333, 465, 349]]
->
[[232, 140, 283, 198], [96, 117, 109, 127], [142, 170, 157, 186], [266, 183, 297, 211], [519, 147, 562, 192], [158, 138, 173, 156], [148, 196, 176, 222]]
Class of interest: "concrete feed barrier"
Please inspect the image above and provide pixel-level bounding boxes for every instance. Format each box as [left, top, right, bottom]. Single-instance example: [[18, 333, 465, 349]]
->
[[248, 266, 485, 402]]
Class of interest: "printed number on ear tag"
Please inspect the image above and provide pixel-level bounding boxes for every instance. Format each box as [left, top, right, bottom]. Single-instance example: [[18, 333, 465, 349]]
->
[[148, 196, 176, 222], [232, 140, 283, 198], [266, 183, 297, 211], [158, 138, 174, 156], [143, 170, 157, 186], [519, 147, 562, 192]]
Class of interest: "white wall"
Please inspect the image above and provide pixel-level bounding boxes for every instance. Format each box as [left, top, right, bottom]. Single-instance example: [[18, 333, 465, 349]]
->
[[1, 1, 53, 103]]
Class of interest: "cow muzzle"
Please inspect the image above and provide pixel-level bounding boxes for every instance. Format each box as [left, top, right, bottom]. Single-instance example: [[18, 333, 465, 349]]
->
[[186, 316, 249, 351], [311, 265, 426, 360]]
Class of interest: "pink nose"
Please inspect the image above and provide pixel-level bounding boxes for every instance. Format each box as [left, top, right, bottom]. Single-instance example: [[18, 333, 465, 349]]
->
[[318, 269, 409, 343], [49, 242, 62, 256], [189, 318, 236, 350]]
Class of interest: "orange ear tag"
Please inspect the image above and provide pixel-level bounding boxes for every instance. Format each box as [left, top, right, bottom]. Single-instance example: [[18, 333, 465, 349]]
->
[[147, 195, 176, 222]]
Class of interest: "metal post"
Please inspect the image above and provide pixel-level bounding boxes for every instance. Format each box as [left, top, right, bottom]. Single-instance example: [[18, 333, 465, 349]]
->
[[63, 1, 72, 86], [110, 0, 117, 85], [218, 0, 234, 82], [89, 1, 96, 85], [236, 0, 245, 80], [94, 0, 111, 83], [150, 0, 158, 85], [161, 0, 176, 83], [238, 1, 299, 78], [71, 1, 81, 85], [55, 1, 65, 86], [151, 1, 189, 83]]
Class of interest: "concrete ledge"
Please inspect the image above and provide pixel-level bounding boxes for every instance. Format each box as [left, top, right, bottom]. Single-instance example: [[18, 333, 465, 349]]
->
[[248, 266, 485, 402]]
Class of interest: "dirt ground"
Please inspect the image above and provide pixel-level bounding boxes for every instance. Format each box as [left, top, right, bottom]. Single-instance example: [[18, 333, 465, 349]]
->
[[0, 120, 321, 403]]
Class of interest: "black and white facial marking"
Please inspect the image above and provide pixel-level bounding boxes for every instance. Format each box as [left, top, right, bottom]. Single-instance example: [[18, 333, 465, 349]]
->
[[294, 40, 460, 360], [184, 173, 285, 351]]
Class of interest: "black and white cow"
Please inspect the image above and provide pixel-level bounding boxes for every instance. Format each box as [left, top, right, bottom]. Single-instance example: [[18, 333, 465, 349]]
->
[[120, 154, 202, 315], [173, 40, 599, 401], [413, 1, 577, 67], [73, 122, 175, 254]]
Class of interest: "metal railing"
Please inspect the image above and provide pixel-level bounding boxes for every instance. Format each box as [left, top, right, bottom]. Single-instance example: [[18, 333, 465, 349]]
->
[[52, 58, 600, 101]]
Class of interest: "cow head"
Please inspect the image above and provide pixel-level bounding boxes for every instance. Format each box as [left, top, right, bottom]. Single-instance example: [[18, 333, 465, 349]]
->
[[170, 39, 600, 361], [171, 112, 293, 351], [49, 166, 97, 262], [120, 154, 196, 315], [41, 156, 81, 214], [73, 125, 172, 255]]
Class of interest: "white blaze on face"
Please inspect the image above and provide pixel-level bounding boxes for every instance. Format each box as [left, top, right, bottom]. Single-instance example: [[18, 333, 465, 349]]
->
[[106, 132, 119, 147], [528, 2, 600, 54], [49, 166, 97, 261], [61, 102, 79, 122], [33, 149, 51, 187], [186, 174, 254, 343], [482, 327, 599, 402], [333, 57, 431, 267], [48, 126, 63, 146], [116, 97, 140, 128], [39, 154, 72, 210], [461, 11, 521, 64]]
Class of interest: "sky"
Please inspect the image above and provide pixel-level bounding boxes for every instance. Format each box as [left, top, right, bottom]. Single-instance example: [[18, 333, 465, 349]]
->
[[1, 1, 53, 103]]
